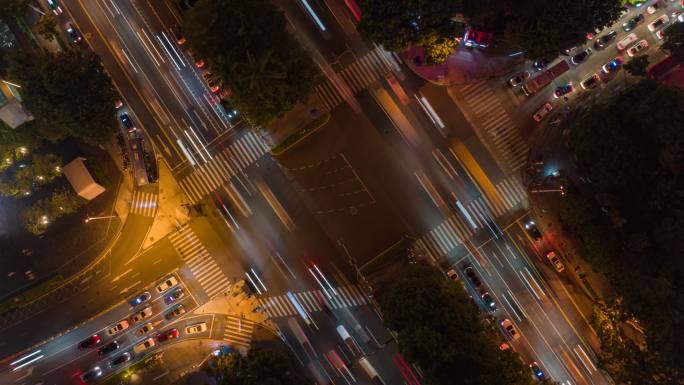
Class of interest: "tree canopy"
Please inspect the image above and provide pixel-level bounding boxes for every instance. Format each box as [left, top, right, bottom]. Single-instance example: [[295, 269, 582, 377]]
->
[[462, 0, 623, 59], [662, 22, 684, 55], [0, 0, 29, 20], [205, 347, 308, 385], [562, 80, 684, 383], [380, 264, 536, 385], [357, 0, 463, 52], [183, 0, 317, 126], [7, 50, 118, 144]]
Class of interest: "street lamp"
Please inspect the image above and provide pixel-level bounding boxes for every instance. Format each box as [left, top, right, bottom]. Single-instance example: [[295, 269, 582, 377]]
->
[[84, 215, 116, 223]]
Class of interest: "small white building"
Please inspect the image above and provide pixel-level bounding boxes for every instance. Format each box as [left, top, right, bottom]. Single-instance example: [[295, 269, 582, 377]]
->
[[62, 157, 105, 200]]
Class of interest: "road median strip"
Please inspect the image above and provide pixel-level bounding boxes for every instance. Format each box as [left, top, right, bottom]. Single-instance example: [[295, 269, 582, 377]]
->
[[0, 275, 64, 315], [269, 112, 331, 156]]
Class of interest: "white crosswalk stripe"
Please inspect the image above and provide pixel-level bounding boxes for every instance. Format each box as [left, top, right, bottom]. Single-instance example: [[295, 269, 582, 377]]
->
[[223, 315, 254, 348], [316, 47, 393, 112], [130, 190, 158, 217], [179, 131, 269, 203], [261, 285, 368, 319], [460, 81, 529, 172], [169, 225, 232, 299]]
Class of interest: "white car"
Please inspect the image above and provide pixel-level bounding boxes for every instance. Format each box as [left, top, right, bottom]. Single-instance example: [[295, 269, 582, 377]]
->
[[533, 103, 553, 122], [185, 322, 208, 335], [133, 338, 155, 354], [156, 275, 178, 293], [107, 320, 130, 336], [135, 322, 154, 337], [648, 14, 669, 31], [131, 306, 153, 323], [627, 40, 649, 57], [501, 319, 521, 341], [546, 251, 565, 272], [617, 33, 638, 51], [508, 71, 530, 86], [647, 2, 661, 14]]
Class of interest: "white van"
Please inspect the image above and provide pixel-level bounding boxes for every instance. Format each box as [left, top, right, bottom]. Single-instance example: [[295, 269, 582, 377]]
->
[[358, 357, 386, 385], [617, 33, 638, 51]]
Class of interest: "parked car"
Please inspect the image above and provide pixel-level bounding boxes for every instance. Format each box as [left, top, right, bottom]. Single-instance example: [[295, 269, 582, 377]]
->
[[130, 291, 151, 307], [131, 306, 153, 323], [170, 24, 186, 44], [107, 320, 130, 336], [533, 58, 549, 71], [66, 23, 82, 44], [509, 71, 530, 86], [164, 287, 184, 305], [464, 266, 482, 288], [627, 40, 649, 57], [78, 335, 101, 350], [622, 14, 644, 32], [156, 328, 180, 342], [156, 275, 178, 293], [446, 268, 459, 281], [524, 220, 543, 240], [532, 103, 553, 122], [185, 322, 208, 335], [648, 14, 669, 31], [546, 251, 565, 272], [580, 73, 600, 90], [501, 319, 521, 341], [647, 1, 661, 14], [602, 57, 623, 74], [593, 30, 617, 49], [481, 292, 497, 311], [553, 83, 574, 98], [617, 32, 639, 50], [165, 305, 186, 320], [571, 48, 592, 65], [135, 322, 154, 337], [119, 113, 136, 133]]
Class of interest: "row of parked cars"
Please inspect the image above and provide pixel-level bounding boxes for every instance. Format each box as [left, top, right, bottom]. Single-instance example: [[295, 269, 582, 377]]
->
[[77, 275, 207, 382]]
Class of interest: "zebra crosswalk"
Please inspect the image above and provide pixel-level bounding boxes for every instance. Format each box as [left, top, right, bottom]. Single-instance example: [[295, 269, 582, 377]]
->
[[168, 225, 232, 299], [460, 81, 529, 172], [130, 190, 158, 217], [178, 131, 269, 204], [261, 285, 368, 319], [417, 175, 528, 260], [316, 46, 393, 112], [223, 315, 254, 349]]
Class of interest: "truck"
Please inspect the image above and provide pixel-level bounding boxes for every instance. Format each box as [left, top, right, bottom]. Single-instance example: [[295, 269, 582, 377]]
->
[[522, 60, 570, 96]]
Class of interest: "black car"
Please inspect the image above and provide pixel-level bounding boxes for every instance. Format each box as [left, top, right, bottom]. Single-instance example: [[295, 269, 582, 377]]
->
[[481, 292, 496, 311], [533, 58, 549, 71], [81, 367, 102, 382], [66, 23, 82, 44], [622, 14, 644, 32], [109, 352, 131, 367], [164, 287, 184, 304], [594, 30, 617, 49], [553, 83, 574, 98], [98, 341, 119, 356], [464, 267, 482, 288], [524, 221, 543, 241], [165, 304, 186, 320], [571, 48, 592, 65], [119, 113, 136, 132]]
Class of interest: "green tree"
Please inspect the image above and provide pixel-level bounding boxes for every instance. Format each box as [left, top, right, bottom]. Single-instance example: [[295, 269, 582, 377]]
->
[[381, 264, 535, 385], [662, 21, 684, 55], [23, 188, 84, 235], [357, 0, 464, 52], [205, 348, 308, 385], [0, 0, 29, 19], [183, 0, 317, 125], [30, 153, 62, 182], [7, 50, 118, 144], [423, 33, 458, 64], [623, 55, 649, 77], [35, 13, 58, 42]]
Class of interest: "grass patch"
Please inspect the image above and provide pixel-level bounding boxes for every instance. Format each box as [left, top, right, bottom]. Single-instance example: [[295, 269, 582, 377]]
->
[[270, 112, 330, 156], [360, 236, 414, 277], [100, 352, 163, 385], [0, 275, 64, 314]]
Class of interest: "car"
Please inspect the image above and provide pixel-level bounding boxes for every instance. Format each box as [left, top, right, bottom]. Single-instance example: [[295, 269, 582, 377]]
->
[[463, 28, 493, 48], [202, 72, 220, 93], [530, 361, 545, 380], [647, 1, 661, 14], [156, 328, 179, 342], [107, 320, 130, 336], [165, 287, 184, 304], [185, 322, 208, 335], [195, 58, 205, 68], [524, 220, 543, 240], [131, 306, 153, 323], [81, 366, 102, 382], [673, 12, 684, 23], [78, 335, 101, 350], [553, 83, 574, 98], [133, 337, 156, 354], [170, 24, 186, 45], [119, 113, 136, 133], [546, 251, 565, 272], [109, 352, 131, 368], [532, 103, 553, 122], [98, 341, 119, 356], [66, 23, 83, 44], [135, 322, 154, 337], [130, 291, 151, 307], [580, 73, 600, 90], [627, 40, 649, 57], [571, 48, 592, 65], [464, 266, 482, 288], [593, 30, 617, 49], [165, 304, 186, 320], [648, 14, 669, 31], [617, 33, 639, 50], [481, 292, 496, 310], [656, 29, 665, 39], [602, 57, 623, 73], [501, 319, 521, 341], [156, 275, 178, 293], [114, 99, 124, 109], [533, 59, 549, 71], [508, 71, 530, 86], [561, 46, 579, 56], [46, 0, 63, 15], [622, 14, 644, 32], [446, 268, 459, 281]]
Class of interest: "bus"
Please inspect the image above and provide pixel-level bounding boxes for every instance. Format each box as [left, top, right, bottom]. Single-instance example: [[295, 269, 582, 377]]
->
[[522, 60, 570, 96], [129, 137, 149, 187]]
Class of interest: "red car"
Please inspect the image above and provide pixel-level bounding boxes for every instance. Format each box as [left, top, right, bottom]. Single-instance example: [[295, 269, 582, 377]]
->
[[156, 328, 179, 342], [78, 335, 101, 350], [463, 28, 492, 49]]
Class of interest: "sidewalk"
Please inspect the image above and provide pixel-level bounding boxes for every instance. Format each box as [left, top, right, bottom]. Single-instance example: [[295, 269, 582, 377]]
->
[[402, 44, 524, 86]]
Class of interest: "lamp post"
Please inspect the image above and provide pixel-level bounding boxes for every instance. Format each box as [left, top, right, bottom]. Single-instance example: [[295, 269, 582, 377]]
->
[[84, 215, 116, 223]]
